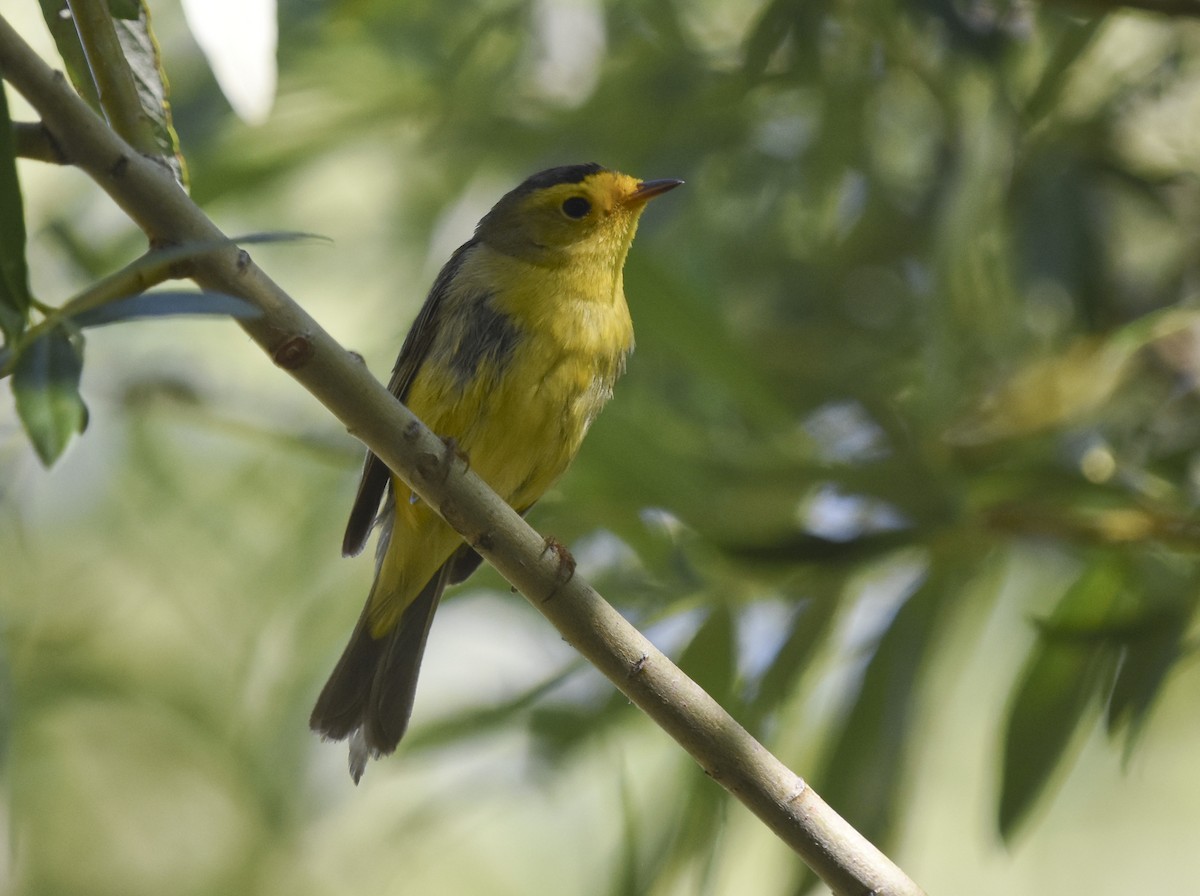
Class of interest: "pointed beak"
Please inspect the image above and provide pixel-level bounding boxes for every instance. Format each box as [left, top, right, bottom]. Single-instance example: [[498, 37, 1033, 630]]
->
[[627, 178, 684, 204]]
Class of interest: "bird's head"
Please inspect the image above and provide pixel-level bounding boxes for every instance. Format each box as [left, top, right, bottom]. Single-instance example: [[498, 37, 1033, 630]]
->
[[476, 164, 682, 267]]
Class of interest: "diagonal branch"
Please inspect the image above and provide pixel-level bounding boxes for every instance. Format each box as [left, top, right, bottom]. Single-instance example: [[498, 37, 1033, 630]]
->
[[0, 14, 924, 896]]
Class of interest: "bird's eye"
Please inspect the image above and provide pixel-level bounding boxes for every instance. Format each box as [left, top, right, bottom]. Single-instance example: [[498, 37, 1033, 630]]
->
[[561, 196, 591, 219]]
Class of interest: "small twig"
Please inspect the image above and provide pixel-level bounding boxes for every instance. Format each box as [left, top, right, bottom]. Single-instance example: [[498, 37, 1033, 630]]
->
[[13, 120, 67, 163], [25, 247, 175, 322]]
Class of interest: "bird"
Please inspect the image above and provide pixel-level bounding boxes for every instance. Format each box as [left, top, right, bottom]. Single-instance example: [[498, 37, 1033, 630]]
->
[[310, 163, 682, 782]]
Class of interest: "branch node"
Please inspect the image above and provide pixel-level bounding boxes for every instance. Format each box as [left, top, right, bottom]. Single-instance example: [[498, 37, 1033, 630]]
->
[[45, 124, 68, 164], [272, 334, 313, 369], [539, 536, 576, 602], [14, 120, 70, 164], [785, 781, 810, 805], [415, 449, 441, 482], [402, 419, 423, 442], [441, 435, 470, 475], [236, 249, 252, 272], [438, 498, 466, 532]]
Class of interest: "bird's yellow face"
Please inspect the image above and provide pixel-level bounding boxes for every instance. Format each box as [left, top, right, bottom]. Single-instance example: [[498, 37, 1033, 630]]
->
[[477, 164, 682, 267]]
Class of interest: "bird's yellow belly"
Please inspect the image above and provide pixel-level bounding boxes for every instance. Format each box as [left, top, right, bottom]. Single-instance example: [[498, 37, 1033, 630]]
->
[[455, 346, 610, 505], [367, 325, 621, 635]]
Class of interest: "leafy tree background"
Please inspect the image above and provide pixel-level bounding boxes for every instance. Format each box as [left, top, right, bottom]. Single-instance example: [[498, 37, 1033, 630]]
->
[[4, 1, 1200, 893]]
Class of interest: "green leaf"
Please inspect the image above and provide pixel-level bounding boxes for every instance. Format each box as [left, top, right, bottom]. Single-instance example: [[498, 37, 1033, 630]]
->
[[37, 1, 103, 111], [110, 1, 187, 185], [408, 663, 582, 754], [95, 230, 327, 284], [663, 753, 727, 879], [1106, 622, 1183, 759], [676, 604, 737, 706], [44, 231, 320, 335], [1019, 20, 1104, 127], [12, 326, 88, 466], [0, 84, 31, 344], [108, 0, 142, 17], [70, 291, 260, 328], [747, 591, 839, 724], [40, 1, 186, 184], [1104, 559, 1200, 758], [998, 558, 1127, 840], [742, 0, 803, 79], [806, 564, 949, 861], [611, 765, 650, 896]]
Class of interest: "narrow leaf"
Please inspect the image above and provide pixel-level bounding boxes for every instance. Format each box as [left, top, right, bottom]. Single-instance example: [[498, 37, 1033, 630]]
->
[[37, 1, 103, 110], [46, 232, 323, 332], [106, 230, 328, 282], [748, 592, 839, 723], [743, 0, 802, 79], [1105, 560, 1200, 758], [39, 2, 184, 181], [70, 290, 260, 328], [809, 567, 947, 858], [0, 85, 31, 343], [1106, 623, 1183, 758], [998, 558, 1127, 840], [109, 1, 187, 185], [12, 327, 88, 466], [234, 230, 332, 246], [676, 604, 737, 705]]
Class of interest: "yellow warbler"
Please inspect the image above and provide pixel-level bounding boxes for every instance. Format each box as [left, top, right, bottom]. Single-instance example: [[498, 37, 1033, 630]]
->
[[310, 164, 682, 781]]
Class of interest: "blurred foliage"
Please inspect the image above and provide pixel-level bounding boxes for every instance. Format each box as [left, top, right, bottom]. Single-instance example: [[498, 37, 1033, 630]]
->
[[0, 81, 30, 343], [5, 0, 1200, 894]]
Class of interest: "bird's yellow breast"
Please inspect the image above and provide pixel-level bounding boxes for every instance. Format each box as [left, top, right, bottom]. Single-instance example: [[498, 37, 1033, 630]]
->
[[367, 243, 633, 635]]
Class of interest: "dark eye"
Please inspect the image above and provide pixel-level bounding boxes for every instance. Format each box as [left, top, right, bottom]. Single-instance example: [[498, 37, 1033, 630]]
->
[[561, 196, 591, 219]]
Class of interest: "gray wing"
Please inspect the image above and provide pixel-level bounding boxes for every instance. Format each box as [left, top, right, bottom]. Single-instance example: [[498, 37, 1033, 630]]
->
[[341, 240, 479, 556]]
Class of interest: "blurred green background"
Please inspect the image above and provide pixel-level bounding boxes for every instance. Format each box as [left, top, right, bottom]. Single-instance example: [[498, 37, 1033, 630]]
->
[[4, 0, 1200, 893]]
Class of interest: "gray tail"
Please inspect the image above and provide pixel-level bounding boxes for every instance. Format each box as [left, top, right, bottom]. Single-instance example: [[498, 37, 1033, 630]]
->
[[309, 565, 449, 783]]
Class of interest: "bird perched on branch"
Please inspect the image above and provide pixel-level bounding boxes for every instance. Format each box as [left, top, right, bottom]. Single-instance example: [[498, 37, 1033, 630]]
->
[[310, 163, 682, 782]]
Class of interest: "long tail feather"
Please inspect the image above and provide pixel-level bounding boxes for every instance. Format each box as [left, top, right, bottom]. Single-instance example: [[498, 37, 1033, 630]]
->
[[310, 565, 449, 783]]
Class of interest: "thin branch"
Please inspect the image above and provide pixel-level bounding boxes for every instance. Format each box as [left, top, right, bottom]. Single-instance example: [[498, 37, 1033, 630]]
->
[[13, 120, 66, 163], [66, 0, 158, 157], [0, 15, 925, 896], [0, 246, 183, 377]]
